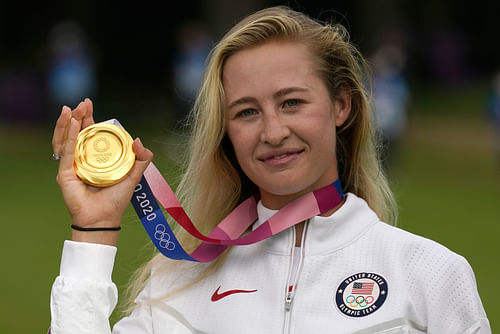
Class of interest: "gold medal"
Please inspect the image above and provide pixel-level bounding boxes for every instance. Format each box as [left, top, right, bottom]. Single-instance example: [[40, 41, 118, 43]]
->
[[74, 122, 135, 187]]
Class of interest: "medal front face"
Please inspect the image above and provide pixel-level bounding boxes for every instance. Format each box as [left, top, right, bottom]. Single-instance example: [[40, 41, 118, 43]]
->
[[84, 131, 121, 168], [74, 123, 135, 187]]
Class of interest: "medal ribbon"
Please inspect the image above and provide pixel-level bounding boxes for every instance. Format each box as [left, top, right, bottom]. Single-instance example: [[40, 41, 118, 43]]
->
[[131, 163, 344, 262]]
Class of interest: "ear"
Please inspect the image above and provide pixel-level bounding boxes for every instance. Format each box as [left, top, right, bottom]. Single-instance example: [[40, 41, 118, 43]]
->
[[334, 85, 352, 127]]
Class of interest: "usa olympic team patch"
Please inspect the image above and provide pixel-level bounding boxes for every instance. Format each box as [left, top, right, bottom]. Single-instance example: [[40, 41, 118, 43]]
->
[[335, 272, 388, 317]]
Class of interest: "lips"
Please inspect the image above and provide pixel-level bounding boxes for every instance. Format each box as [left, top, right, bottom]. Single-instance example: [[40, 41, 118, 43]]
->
[[257, 149, 304, 163]]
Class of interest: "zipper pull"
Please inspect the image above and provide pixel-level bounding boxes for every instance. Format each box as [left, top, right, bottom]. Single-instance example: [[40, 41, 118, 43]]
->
[[285, 292, 293, 311], [285, 285, 294, 311]]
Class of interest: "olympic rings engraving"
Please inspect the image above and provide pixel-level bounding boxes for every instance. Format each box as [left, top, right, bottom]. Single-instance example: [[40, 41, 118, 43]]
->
[[154, 224, 176, 250], [345, 295, 375, 309], [95, 155, 111, 163]]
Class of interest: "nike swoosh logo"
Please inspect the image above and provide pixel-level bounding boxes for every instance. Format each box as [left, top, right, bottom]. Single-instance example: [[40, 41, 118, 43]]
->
[[211, 285, 258, 302]]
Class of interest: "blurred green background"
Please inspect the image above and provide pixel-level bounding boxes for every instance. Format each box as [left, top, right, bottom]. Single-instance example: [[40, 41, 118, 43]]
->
[[1, 0, 499, 332]]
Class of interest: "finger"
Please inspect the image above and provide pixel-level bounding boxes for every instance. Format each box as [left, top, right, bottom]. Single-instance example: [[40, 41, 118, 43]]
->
[[71, 101, 86, 122], [133, 138, 154, 162], [52, 106, 72, 155], [124, 138, 154, 186], [81, 98, 95, 129], [58, 117, 82, 173]]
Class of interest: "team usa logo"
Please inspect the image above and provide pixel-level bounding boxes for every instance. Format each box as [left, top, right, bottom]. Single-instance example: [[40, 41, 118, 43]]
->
[[335, 272, 388, 317]]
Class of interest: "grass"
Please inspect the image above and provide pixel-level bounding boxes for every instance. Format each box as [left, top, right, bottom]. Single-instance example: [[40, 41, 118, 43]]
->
[[0, 81, 498, 332], [388, 81, 499, 330]]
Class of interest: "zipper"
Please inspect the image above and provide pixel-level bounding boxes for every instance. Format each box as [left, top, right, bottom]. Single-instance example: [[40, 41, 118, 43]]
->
[[283, 220, 308, 334]]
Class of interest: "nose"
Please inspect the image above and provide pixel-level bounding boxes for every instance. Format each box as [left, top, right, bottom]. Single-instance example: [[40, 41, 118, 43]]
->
[[260, 112, 290, 145]]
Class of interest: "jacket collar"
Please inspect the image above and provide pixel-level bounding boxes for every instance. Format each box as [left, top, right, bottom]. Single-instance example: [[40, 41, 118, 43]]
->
[[254, 193, 380, 255]]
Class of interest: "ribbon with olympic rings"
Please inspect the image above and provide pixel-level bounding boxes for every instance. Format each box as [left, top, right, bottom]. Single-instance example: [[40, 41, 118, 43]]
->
[[131, 162, 344, 262]]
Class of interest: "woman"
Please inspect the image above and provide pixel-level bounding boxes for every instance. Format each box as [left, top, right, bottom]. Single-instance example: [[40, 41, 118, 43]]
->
[[50, 6, 490, 333]]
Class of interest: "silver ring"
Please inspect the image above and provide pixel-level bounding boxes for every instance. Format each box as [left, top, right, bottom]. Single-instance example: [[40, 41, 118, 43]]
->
[[52, 153, 62, 161]]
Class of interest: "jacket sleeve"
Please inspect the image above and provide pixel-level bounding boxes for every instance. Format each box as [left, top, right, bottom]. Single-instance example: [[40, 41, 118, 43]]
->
[[49, 240, 154, 334], [426, 254, 491, 334]]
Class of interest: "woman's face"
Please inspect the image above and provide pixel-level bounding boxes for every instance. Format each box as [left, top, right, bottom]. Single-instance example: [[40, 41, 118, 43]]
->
[[223, 41, 351, 209]]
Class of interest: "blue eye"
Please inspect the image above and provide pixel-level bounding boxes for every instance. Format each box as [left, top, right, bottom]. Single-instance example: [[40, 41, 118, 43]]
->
[[239, 109, 257, 117], [284, 99, 299, 108]]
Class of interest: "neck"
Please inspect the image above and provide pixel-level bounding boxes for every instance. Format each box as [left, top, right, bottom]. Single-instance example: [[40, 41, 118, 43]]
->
[[259, 179, 345, 216], [260, 190, 309, 210]]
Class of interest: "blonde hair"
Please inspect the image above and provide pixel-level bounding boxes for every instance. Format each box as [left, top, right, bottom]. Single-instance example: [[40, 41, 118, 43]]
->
[[123, 5, 397, 314]]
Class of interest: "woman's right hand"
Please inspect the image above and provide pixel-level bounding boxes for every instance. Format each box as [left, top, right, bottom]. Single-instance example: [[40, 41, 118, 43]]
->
[[52, 98, 154, 246]]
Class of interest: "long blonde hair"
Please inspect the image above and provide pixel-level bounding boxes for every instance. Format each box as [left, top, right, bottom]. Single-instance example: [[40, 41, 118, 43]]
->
[[124, 5, 397, 314]]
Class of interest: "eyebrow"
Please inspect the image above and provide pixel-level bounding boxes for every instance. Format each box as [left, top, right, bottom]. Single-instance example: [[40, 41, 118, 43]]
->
[[273, 86, 309, 99], [226, 86, 310, 110]]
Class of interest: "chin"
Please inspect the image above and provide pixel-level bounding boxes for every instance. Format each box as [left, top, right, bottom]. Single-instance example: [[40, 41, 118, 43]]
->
[[260, 181, 310, 197]]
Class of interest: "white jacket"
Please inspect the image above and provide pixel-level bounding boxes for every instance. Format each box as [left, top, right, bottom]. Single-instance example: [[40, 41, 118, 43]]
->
[[50, 193, 491, 333]]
